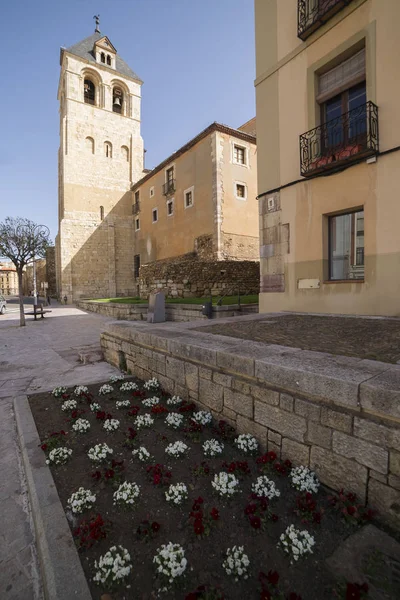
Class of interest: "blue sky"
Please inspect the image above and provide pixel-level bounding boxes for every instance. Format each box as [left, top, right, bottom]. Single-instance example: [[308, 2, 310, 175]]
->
[[0, 0, 255, 241]]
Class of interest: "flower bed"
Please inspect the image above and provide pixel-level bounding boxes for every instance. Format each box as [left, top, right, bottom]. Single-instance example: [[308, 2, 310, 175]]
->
[[29, 378, 375, 599]]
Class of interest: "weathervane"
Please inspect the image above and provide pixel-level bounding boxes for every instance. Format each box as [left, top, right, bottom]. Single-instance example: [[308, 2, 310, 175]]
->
[[94, 15, 100, 34]]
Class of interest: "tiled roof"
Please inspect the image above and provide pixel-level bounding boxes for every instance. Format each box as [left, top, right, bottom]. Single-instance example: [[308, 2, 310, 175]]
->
[[64, 32, 142, 83]]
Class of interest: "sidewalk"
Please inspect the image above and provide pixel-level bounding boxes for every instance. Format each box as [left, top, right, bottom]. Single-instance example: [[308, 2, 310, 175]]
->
[[0, 302, 120, 599]]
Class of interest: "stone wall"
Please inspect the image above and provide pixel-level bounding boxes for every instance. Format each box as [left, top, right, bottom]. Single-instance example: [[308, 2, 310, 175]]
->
[[101, 321, 400, 528], [139, 254, 260, 299], [46, 247, 57, 296]]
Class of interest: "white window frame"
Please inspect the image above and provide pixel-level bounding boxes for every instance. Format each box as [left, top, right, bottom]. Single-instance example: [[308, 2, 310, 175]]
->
[[152, 208, 158, 223], [167, 198, 174, 217], [149, 186, 154, 198], [134, 217, 140, 231], [231, 141, 249, 168], [234, 181, 247, 201], [164, 163, 176, 182], [184, 186, 194, 209]]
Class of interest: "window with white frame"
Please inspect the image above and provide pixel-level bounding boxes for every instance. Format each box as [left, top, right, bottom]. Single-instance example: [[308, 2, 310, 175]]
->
[[135, 217, 140, 231], [152, 208, 158, 223], [167, 199, 174, 216], [150, 186, 154, 198], [233, 144, 246, 165], [235, 182, 247, 200], [184, 186, 194, 209]]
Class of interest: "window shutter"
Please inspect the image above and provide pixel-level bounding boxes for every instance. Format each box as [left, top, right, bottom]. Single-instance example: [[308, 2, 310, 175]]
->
[[318, 49, 365, 102]]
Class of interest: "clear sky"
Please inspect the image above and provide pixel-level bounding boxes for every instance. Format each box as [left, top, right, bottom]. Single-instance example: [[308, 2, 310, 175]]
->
[[0, 0, 255, 242]]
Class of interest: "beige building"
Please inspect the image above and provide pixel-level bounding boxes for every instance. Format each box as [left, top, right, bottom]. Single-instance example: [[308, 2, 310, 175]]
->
[[131, 121, 258, 280], [255, 0, 400, 316], [0, 262, 18, 295]]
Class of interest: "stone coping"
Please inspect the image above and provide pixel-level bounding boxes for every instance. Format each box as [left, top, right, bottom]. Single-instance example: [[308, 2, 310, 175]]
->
[[14, 395, 92, 600], [79, 299, 258, 310], [103, 315, 400, 423]]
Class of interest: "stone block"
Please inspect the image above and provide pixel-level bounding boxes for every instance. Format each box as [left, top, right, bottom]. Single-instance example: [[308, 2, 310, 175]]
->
[[390, 451, 400, 476], [370, 470, 387, 484], [251, 386, 279, 406], [268, 430, 282, 445], [267, 441, 281, 456], [216, 350, 255, 377], [254, 402, 307, 442], [353, 418, 400, 451], [213, 372, 232, 388], [166, 356, 186, 386], [157, 375, 175, 395], [236, 415, 268, 448], [332, 431, 388, 474], [199, 367, 212, 381], [360, 368, 400, 420], [388, 475, 400, 491], [135, 353, 149, 371], [222, 406, 237, 422], [224, 388, 253, 418], [185, 363, 199, 392], [232, 380, 251, 395], [199, 378, 224, 412], [306, 422, 332, 449], [295, 399, 321, 422], [281, 438, 310, 466], [310, 446, 368, 502], [280, 393, 294, 412], [368, 478, 400, 530], [320, 407, 352, 433]]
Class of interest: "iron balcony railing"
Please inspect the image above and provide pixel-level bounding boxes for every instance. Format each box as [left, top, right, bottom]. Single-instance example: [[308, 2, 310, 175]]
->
[[132, 200, 140, 215], [162, 179, 176, 196], [298, 0, 353, 40], [299, 101, 379, 177]]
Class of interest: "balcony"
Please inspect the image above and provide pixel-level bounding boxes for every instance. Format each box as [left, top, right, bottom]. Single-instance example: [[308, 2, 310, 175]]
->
[[298, 0, 354, 40], [299, 101, 379, 177], [162, 179, 176, 196], [132, 200, 140, 215]]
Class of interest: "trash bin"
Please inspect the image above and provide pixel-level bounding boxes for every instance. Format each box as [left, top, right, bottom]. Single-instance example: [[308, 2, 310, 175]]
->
[[202, 301, 212, 319]]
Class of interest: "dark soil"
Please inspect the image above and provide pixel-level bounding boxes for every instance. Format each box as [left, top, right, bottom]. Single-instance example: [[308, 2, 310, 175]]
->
[[29, 379, 365, 600], [196, 314, 400, 364]]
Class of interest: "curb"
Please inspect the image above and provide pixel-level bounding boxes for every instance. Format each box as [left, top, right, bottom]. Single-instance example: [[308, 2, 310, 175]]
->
[[14, 395, 92, 600]]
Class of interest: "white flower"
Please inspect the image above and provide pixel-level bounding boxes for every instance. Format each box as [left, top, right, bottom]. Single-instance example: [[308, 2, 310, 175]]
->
[[74, 385, 88, 397], [120, 381, 139, 392], [222, 546, 250, 579], [90, 402, 101, 412], [61, 399, 77, 412], [103, 419, 120, 433], [116, 399, 131, 409], [290, 466, 320, 494], [93, 546, 131, 586], [46, 446, 72, 465], [165, 412, 184, 429], [202, 439, 224, 457], [278, 524, 315, 562], [72, 418, 90, 434], [143, 377, 160, 392], [142, 396, 160, 408], [212, 472, 240, 497], [67, 487, 96, 514], [113, 481, 140, 507], [52, 386, 67, 398], [88, 443, 113, 463], [134, 414, 154, 430], [132, 446, 152, 462], [153, 543, 187, 587], [234, 433, 258, 454], [167, 395, 183, 406], [165, 483, 188, 505], [99, 384, 114, 395], [191, 411, 213, 426], [251, 475, 280, 499], [109, 374, 125, 384], [165, 441, 189, 458]]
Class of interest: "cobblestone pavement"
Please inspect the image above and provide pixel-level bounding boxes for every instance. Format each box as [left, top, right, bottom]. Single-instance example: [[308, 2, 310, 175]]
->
[[0, 300, 119, 599]]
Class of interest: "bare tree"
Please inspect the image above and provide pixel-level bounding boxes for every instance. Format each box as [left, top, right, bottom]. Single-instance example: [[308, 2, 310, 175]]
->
[[0, 217, 51, 326]]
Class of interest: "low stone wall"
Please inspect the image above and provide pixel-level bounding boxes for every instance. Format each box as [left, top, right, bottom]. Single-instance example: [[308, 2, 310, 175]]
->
[[139, 254, 260, 299], [101, 319, 400, 528], [77, 300, 258, 322]]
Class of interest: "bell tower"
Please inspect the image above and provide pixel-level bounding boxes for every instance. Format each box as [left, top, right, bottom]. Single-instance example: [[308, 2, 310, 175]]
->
[[56, 21, 144, 301]]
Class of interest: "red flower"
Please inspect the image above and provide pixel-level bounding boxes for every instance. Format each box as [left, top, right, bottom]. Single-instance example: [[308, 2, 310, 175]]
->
[[346, 582, 368, 600], [267, 570, 279, 586], [250, 515, 261, 529], [151, 521, 160, 532], [104, 469, 114, 479], [347, 505, 356, 516], [284, 459, 292, 468], [41, 443, 48, 452], [127, 427, 137, 439], [245, 503, 257, 515], [96, 411, 106, 421], [313, 512, 322, 524], [347, 492, 357, 503], [92, 471, 102, 481], [185, 594, 198, 600], [287, 594, 302, 600], [153, 474, 161, 485], [193, 518, 205, 535], [267, 451, 277, 462], [210, 507, 219, 520], [271, 514, 279, 522]]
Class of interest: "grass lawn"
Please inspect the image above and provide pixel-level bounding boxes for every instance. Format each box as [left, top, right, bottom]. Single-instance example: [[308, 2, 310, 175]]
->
[[29, 377, 377, 600], [90, 295, 259, 306]]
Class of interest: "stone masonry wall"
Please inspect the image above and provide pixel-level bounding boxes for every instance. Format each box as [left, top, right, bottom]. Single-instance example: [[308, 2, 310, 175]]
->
[[46, 246, 57, 296], [101, 323, 400, 528], [139, 254, 260, 299]]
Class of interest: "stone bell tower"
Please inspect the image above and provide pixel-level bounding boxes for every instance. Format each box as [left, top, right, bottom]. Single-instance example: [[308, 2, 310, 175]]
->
[[55, 19, 144, 301]]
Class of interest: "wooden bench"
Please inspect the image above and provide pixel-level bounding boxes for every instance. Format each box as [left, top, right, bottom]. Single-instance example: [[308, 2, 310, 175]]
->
[[25, 303, 52, 321]]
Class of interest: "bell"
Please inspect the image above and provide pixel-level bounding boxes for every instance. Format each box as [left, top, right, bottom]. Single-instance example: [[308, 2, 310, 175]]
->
[[113, 97, 121, 107]]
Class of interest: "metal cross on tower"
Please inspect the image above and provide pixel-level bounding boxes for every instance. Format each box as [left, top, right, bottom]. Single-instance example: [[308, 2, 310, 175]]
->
[[94, 15, 100, 33]]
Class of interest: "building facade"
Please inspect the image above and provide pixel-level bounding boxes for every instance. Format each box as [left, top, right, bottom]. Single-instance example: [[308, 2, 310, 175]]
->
[[131, 122, 258, 282], [56, 29, 144, 302], [0, 262, 18, 296], [255, 0, 400, 316]]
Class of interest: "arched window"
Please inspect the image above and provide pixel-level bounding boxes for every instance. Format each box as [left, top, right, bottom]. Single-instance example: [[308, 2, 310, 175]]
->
[[121, 146, 129, 161], [107, 55, 112, 66], [84, 79, 96, 105], [113, 87, 123, 114], [85, 136, 95, 154], [100, 206, 104, 221], [100, 52, 105, 64], [104, 141, 112, 158]]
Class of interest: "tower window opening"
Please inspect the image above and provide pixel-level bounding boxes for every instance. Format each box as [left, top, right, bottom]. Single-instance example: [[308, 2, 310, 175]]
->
[[113, 88, 123, 114], [100, 206, 104, 221], [107, 55, 112, 66], [105, 141, 112, 158], [84, 79, 96, 105], [100, 52, 105, 64]]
